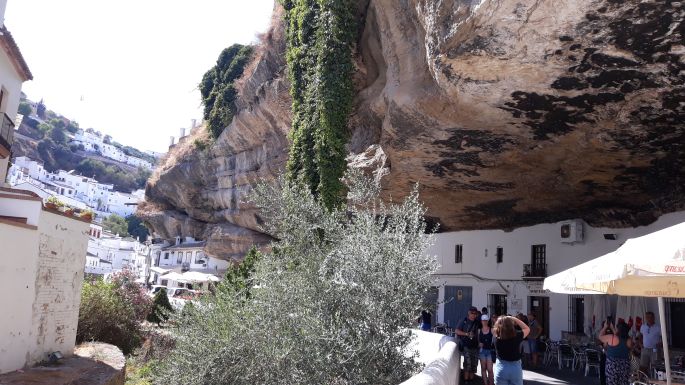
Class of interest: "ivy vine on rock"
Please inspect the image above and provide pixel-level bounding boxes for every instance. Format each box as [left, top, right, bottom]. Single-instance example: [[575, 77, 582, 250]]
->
[[282, 0, 357, 210]]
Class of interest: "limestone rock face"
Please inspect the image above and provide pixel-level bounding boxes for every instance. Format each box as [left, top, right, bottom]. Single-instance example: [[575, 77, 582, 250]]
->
[[141, 0, 684, 259]]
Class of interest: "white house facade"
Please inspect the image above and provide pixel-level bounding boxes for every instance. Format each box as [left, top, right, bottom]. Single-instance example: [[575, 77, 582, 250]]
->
[[430, 211, 685, 347]]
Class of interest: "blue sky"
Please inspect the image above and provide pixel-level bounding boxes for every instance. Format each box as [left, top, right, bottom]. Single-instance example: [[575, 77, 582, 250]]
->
[[6, 1, 275, 153]]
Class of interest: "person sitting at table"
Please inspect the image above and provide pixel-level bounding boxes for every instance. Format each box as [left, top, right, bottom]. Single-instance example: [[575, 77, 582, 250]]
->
[[600, 320, 633, 385]]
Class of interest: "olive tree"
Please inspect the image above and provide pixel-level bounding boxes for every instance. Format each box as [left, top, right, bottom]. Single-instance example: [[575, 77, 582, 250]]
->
[[155, 171, 437, 385]]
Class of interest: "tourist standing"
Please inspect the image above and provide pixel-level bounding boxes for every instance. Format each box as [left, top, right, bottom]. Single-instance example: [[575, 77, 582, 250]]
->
[[479, 314, 495, 385], [526, 312, 543, 367], [493, 316, 530, 385], [418, 309, 432, 331], [639, 311, 662, 373], [600, 320, 633, 385], [457, 306, 481, 384]]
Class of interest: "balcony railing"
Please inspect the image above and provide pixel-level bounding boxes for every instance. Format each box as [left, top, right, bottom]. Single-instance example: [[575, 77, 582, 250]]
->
[[523, 263, 547, 279], [0, 113, 15, 157]]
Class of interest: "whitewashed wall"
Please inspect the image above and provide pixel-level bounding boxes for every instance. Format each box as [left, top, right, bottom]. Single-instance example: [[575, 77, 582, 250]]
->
[[430, 211, 685, 340], [29, 211, 89, 365], [0, 219, 40, 373]]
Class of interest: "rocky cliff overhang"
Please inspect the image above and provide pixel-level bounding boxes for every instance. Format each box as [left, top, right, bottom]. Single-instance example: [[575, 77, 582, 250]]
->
[[141, 0, 684, 260]]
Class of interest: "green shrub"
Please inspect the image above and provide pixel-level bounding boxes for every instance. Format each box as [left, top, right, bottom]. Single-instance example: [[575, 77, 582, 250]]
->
[[153, 172, 437, 385], [193, 138, 208, 151], [18, 101, 32, 116], [77, 278, 145, 354], [200, 44, 253, 138], [147, 288, 173, 325]]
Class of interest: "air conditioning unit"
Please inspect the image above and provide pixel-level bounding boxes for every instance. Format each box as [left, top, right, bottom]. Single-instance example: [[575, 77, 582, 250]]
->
[[560, 220, 583, 243]]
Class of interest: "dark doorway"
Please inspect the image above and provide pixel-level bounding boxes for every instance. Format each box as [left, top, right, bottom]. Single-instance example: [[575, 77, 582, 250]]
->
[[671, 302, 685, 349], [444, 286, 473, 328], [490, 294, 507, 317], [574, 297, 585, 333], [529, 296, 550, 338]]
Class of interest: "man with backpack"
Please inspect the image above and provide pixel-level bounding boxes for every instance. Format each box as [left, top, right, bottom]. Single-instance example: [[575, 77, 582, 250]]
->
[[456, 306, 481, 383]]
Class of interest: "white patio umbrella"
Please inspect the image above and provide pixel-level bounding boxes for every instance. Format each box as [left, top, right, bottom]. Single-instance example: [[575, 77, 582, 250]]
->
[[544, 221, 685, 385]]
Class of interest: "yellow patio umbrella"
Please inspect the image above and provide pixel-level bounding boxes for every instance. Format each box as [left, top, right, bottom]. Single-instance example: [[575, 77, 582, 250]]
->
[[544, 222, 685, 385]]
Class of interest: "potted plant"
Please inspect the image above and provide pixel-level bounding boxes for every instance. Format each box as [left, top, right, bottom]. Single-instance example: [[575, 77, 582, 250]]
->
[[45, 196, 62, 210], [80, 210, 94, 221], [63, 208, 74, 217]]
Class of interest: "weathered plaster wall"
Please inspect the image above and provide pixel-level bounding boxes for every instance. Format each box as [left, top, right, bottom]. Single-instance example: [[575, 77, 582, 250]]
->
[[29, 211, 89, 365], [0, 222, 39, 373]]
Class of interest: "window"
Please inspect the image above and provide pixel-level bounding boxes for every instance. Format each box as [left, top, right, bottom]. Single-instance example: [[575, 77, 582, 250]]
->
[[161, 279, 168, 286], [186, 251, 192, 263], [568, 295, 584, 334], [454, 244, 463, 263], [496, 247, 503, 263], [176, 252, 182, 264], [531, 244, 546, 268], [194, 251, 201, 264]]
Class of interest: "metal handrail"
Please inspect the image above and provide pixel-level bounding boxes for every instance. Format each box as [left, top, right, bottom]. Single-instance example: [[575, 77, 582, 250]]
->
[[523, 263, 547, 277]]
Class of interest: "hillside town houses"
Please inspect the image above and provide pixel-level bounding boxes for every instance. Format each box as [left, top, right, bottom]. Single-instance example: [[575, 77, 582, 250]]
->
[[7, 155, 142, 218], [71, 128, 155, 170]]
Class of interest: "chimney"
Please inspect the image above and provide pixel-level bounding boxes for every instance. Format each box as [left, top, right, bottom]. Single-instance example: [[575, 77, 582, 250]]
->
[[169, 136, 175, 146], [175, 236, 181, 246], [191, 119, 197, 129], [180, 127, 186, 138]]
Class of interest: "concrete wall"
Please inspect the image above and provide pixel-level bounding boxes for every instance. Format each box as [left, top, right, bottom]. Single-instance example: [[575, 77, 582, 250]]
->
[[400, 330, 459, 385], [431, 211, 685, 340], [0, 221, 40, 373], [29, 211, 89, 365]]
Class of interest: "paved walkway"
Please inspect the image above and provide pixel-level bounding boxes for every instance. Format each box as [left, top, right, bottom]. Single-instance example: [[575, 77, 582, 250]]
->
[[462, 360, 601, 385]]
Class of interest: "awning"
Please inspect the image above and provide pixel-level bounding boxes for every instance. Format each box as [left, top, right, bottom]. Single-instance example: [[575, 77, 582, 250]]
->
[[544, 221, 685, 385], [150, 266, 169, 275]]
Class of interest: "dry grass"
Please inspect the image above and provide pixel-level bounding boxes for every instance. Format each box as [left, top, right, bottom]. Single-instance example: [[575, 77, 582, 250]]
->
[[147, 124, 211, 187], [234, 4, 284, 97]]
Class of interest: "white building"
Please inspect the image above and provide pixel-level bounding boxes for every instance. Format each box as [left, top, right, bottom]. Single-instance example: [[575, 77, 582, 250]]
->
[[71, 129, 154, 170], [72, 129, 103, 152], [149, 237, 228, 291], [7, 156, 145, 217], [85, 231, 150, 281], [0, 9, 32, 186], [106, 190, 138, 217], [125, 155, 153, 170], [430, 211, 685, 347]]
